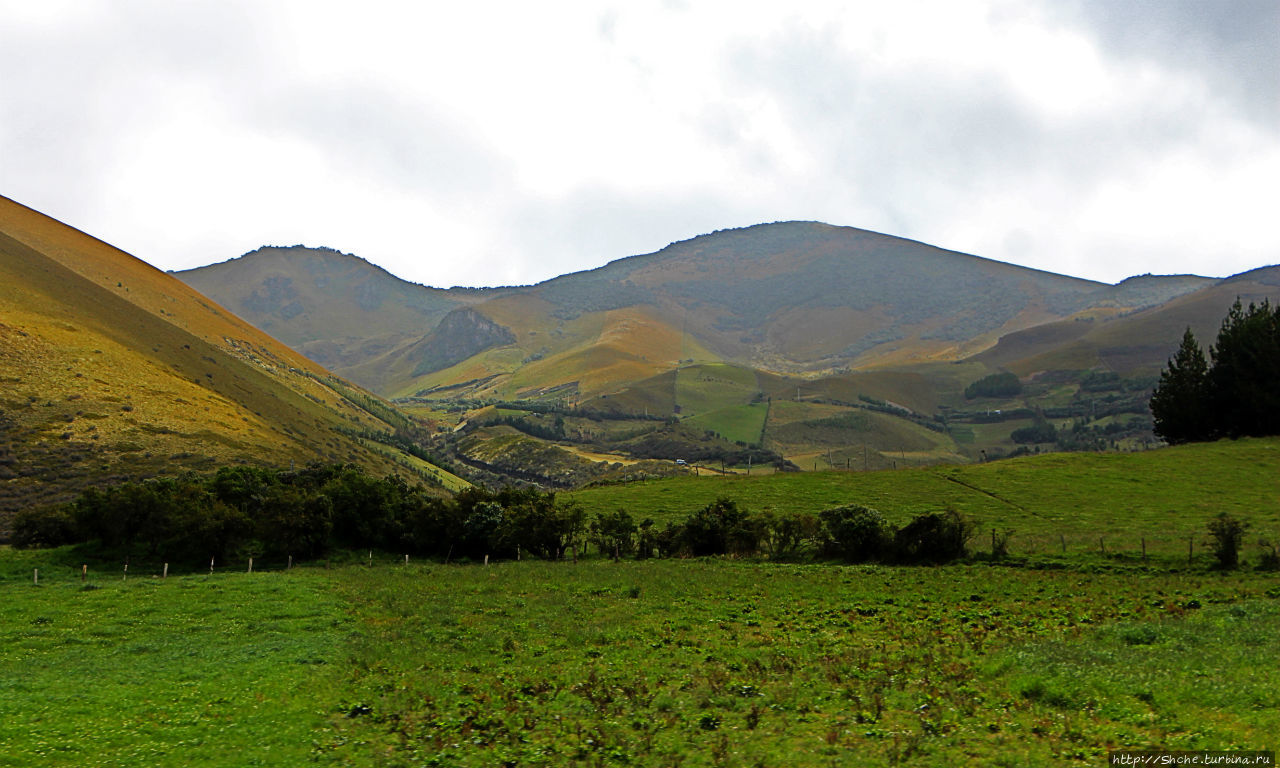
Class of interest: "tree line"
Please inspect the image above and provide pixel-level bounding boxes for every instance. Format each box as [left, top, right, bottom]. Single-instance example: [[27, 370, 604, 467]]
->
[[1150, 299, 1279, 444], [11, 464, 973, 566]]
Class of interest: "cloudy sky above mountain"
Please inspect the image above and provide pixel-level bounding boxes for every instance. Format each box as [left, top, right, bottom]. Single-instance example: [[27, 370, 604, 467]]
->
[[2, 0, 1276, 288]]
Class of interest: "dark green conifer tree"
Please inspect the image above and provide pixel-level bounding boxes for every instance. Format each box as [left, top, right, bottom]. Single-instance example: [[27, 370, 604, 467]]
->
[[1208, 299, 1280, 438], [1150, 327, 1211, 443]]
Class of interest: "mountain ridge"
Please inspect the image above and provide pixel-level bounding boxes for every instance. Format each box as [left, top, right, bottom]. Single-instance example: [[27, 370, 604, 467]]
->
[[178, 221, 1219, 401]]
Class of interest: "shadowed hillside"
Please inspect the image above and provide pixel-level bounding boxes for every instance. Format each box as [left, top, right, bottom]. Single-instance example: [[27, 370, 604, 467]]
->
[[177, 245, 507, 373], [972, 265, 1280, 376]]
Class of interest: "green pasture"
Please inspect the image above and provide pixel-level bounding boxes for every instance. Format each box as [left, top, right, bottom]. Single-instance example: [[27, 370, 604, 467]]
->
[[568, 437, 1280, 562], [674, 363, 759, 417], [2, 553, 1276, 767], [682, 402, 768, 446], [0, 557, 348, 768]]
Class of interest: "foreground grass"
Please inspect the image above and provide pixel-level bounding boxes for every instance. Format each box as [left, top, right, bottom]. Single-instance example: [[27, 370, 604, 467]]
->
[[3, 552, 1277, 767], [319, 561, 1279, 766], [0, 558, 350, 768]]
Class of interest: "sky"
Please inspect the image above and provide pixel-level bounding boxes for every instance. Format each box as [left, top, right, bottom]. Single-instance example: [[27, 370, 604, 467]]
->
[[2, 1, 1277, 289]]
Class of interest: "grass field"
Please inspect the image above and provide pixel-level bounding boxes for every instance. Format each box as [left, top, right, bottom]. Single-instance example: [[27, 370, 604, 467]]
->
[[683, 403, 769, 446], [568, 437, 1280, 563], [2, 552, 1277, 767], [3, 438, 1279, 765], [674, 364, 759, 417]]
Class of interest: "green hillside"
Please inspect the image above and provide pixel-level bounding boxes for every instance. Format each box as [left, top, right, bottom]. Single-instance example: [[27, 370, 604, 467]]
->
[[569, 437, 1280, 560]]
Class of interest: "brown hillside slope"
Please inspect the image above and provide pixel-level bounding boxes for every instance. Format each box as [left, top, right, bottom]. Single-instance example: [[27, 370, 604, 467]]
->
[[973, 266, 1280, 376], [0, 196, 449, 526]]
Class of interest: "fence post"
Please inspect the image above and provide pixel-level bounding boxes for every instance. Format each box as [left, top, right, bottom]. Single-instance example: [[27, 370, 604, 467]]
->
[[33, 569, 38, 586], [163, 563, 168, 580], [248, 557, 253, 574], [81, 564, 86, 583]]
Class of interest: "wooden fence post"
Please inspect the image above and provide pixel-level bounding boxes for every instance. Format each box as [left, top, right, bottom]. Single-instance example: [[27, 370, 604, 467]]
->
[[33, 569, 38, 586], [163, 563, 168, 580]]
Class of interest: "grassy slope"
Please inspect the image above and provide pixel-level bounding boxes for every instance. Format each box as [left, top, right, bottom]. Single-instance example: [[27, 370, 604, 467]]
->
[[765, 403, 963, 471], [0, 196, 448, 516], [395, 305, 722, 403], [979, 269, 1280, 377], [569, 437, 1280, 559]]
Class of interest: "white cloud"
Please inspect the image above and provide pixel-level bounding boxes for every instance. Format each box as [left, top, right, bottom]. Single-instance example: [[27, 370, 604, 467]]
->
[[1, 0, 1276, 288]]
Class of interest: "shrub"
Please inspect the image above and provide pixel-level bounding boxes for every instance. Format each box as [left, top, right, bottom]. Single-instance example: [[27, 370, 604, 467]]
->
[[819, 505, 888, 562], [892, 509, 974, 563], [964, 372, 1022, 399], [759, 510, 819, 559], [11, 505, 78, 549], [590, 509, 637, 558], [1256, 536, 1280, 571], [1011, 421, 1058, 445], [681, 498, 757, 556], [1207, 513, 1249, 570]]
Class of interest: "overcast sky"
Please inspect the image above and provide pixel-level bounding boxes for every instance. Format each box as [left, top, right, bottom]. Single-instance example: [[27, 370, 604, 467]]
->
[[2, 1, 1277, 288]]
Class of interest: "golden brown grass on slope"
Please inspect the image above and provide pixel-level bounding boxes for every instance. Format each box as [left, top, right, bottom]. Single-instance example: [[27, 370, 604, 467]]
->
[[0, 197, 447, 521]]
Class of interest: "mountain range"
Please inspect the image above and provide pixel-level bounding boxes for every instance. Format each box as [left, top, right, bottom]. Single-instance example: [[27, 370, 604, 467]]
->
[[179, 223, 1231, 401], [175, 220, 1279, 480], [5, 192, 1278, 516]]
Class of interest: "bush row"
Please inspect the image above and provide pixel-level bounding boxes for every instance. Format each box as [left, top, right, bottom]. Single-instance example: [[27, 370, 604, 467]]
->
[[12, 465, 976, 566], [635, 500, 973, 563]]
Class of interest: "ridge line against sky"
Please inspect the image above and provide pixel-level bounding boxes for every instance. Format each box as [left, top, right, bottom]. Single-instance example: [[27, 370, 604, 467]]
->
[[2, 0, 1277, 289]]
